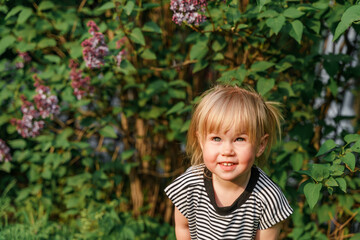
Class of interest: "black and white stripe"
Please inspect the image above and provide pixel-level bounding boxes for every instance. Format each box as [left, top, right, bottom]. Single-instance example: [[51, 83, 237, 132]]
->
[[165, 164, 293, 239]]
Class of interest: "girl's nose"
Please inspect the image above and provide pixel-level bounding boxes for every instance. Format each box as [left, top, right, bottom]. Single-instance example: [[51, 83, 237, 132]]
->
[[221, 142, 234, 155]]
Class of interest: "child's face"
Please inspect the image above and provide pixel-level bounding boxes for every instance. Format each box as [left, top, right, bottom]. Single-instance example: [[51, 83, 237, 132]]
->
[[199, 126, 267, 185]]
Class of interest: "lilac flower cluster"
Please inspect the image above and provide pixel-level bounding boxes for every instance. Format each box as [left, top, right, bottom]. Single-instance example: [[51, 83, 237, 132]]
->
[[81, 21, 109, 69], [11, 96, 45, 138], [33, 75, 60, 118], [0, 139, 12, 162], [69, 60, 94, 100], [16, 51, 32, 69], [170, 0, 207, 25], [115, 37, 127, 67], [11, 75, 60, 138]]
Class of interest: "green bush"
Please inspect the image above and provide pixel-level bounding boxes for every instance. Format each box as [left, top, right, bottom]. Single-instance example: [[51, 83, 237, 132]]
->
[[0, 0, 359, 239]]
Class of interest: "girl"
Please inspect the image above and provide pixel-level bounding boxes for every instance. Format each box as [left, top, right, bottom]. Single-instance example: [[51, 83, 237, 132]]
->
[[165, 85, 293, 239]]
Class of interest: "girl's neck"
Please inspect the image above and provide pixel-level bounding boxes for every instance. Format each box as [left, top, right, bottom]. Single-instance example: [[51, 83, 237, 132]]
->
[[213, 169, 251, 189], [212, 169, 252, 207]]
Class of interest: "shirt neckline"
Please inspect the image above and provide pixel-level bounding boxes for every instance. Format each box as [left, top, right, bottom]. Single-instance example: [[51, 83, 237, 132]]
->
[[203, 166, 259, 216]]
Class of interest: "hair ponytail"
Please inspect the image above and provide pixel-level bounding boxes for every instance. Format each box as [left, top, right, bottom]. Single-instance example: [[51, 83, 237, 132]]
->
[[257, 101, 283, 166]]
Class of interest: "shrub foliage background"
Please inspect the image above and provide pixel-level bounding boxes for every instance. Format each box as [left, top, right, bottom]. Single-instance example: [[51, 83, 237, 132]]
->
[[0, 0, 359, 239]]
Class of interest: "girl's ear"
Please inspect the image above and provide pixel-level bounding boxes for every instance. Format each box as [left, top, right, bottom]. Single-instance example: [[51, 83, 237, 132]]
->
[[256, 134, 269, 157]]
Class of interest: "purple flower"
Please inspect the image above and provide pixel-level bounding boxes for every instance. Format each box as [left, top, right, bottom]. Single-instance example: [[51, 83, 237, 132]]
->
[[16, 51, 32, 69], [11, 114, 45, 138], [11, 76, 60, 138], [81, 21, 109, 69], [69, 60, 94, 100], [115, 37, 127, 67], [0, 139, 12, 162], [33, 75, 60, 119], [115, 49, 127, 67], [170, 0, 207, 25], [11, 96, 45, 138], [19, 52, 32, 63]]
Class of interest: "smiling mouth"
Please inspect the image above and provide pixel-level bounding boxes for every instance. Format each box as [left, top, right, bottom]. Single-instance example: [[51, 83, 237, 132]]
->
[[219, 162, 237, 166]]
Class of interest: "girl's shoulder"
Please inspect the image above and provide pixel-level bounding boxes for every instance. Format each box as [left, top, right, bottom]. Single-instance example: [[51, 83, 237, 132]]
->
[[171, 164, 205, 185], [164, 164, 206, 207], [252, 167, 289, 203]]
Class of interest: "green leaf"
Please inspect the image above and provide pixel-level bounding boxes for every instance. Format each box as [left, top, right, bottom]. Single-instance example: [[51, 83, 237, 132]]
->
[[193, 59, 209, 73], [316, 139, 337, 157], [67, 173, 92, 187], [290, 152, 303, 171], [250, 61, 275, 72], [44, 55, 61, 64], [257, 78, 275, 96], [0, 6, 8, 14], [1, 161, 11, 173], [142, 21, 162, 34], [304, 182, 322, 210], [124, 1, 135, 15], [17, 8, 33, 25], [166, 102, 185, 115], [329, 78, 338, 96], [212, 39, 226, 52], [325, 177, 338, 187], [283, 7, 305, 19], [344, 134, 360, 144], [266, 15, 285, 35], [312, 1, 329, 10], [7, 139, 27, 149], [42, 166, 52, 180], [295, 169, 311, 177], [275, 62, 292, 73], [69, 43, 82, 58], [330, 164, 344, 176], [257, 0, 271, 12], [0, 35, 16, 55], [99, 126, 117, 139], [140, 49, 156, 60], [217, 65, 247, 84], [284, 141, 300, 152], [278, 81, 295, 96], [55, 128, 73, 149], [119, 59, 137, 75], [181, 119, 191, 133], [38, 1, 55, 11], [289, 20, 304, 44], [95, 2, 115, 12], [121, 149, 135, 161], [5, 6, 24, 20], [341, 152, 355, 171], [350, 140, 360, 153], [140, 107, 167, 119], [190, 42, 208, 60], [130, 28, 145, 46], [37, 38, 57, 48], [306, 18, 321, 34], [333, 5, 360, 42], [212, 52, 224, 61], [335, 178, 347, 193], [258, 9, 279, 18], [310, 164, 330, 182]]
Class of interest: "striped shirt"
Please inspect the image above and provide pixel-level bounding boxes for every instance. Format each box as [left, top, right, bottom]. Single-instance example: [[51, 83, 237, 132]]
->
[[164, 164, 293, 239]]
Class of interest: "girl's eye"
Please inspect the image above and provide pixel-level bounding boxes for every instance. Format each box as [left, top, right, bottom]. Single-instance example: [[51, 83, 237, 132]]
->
[[235, 137, 245, 142], [212, 137, 221, 142]]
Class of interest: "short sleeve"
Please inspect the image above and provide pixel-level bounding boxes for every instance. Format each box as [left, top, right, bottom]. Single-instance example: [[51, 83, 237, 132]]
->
[[257, 174, 293, 229], [164, 165, 204, 219]]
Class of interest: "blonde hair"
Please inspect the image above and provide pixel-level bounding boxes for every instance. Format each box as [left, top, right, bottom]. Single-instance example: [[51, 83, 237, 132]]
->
[[186, 85, 282, 167]]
